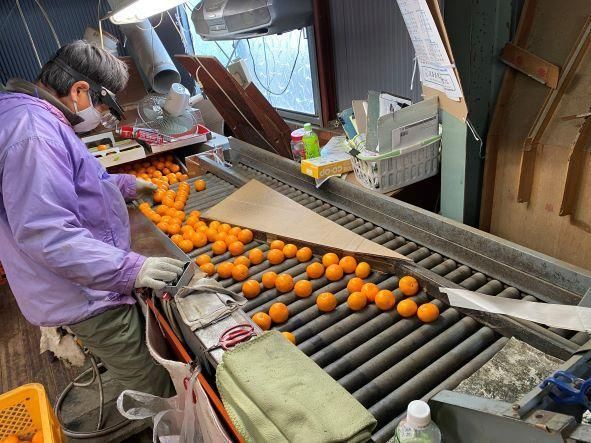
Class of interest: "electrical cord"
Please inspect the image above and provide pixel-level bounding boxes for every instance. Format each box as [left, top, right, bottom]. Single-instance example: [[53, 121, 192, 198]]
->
[[33, 0, 60, 47], [246, 28, 303, 96], [15, 0, 42, 68]]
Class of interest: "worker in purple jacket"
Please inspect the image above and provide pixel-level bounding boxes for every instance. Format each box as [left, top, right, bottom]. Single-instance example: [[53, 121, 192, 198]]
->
[[0, 41, 182, 397]]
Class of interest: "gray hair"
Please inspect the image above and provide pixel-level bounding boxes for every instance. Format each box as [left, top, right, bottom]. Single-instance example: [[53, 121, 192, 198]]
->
[[37, 40, 129, 102]]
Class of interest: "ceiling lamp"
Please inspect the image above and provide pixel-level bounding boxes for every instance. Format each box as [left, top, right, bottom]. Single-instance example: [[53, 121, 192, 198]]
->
[[107, 0, 187, 25]]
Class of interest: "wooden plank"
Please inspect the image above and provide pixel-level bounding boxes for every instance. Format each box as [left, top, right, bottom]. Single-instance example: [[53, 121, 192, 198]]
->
[[517, 16, 591, 203], [313, 0, 338, 126], [479, 0, 537, 230], [500, 42, 560, 88], [175, 55, 293, 159], [560, 117, 591, 215]]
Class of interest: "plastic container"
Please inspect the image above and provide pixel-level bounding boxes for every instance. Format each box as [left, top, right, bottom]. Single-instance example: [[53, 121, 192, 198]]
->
[[391, 400, 441, 443], [0, 383, 64, 442], [302, 123, 320, 159], [290, 128, 306, 162]]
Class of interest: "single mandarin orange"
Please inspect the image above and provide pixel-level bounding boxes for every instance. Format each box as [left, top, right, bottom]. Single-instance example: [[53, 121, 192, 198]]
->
[[275, 274, 294, 293], [322, 252, 340, 267], [339, 256, 358, 274], [282, 331, 296, 344], [347, 277, 365, 293], [216, 262, 234, 279], [232, 264, 249, 281], [294, 279, 313, 298], [170, 164, 180, 173], [185, 217, 198, 228], [219, 223, 231, 233], [316, 292, 337, 312], [252, 312, 271, 330], [399, 276, 420, 296], [155, 205, 168, 215], [355, 262, 371, 279], [306, 262, 325, 279], [200, 262, 215, 276], [206, 228, 218, 243], [160, 216, 172, 224], [228, 241, 245, 256], [183, 230, 194, 241], [171, 234, 183, 245], [375, 290, 396, 311], [209, 220, 221, 230], [190, 210, 201, 218], [270, 239, 285, 250], [212, 240, 227, 255], [234, 256, 250, 267], [168, 224, 181, 235], [347, 291, 367, 311], [215, 231, 228, 243], [4, 435, 20, 443], [282, 243, 298, 258], [139, 202, 150, 210], [197, 225, 208, 233], [191, 232, 208, 248], [195, 254, 211, 266], [248, 248, 265, 265], [325, 264, 344, 282], [397, 298, 418, 318], [269, 302, 289, 323], [417, 303, 440, 323], [31, 430, 44, 443], [242, 280, 261, 299], [181, 225, 194, 234], [224, 234, 239, 247], [228, 226, 242, 237], [153, 190, 165, 203], [267, 249, 285, 265], [262, 271, 277, 289], [296, 246, 313, 262], [361, 282, 380, 302], [173, 200, 185, 210], [157, 222, 169, 233], [163, 197, 175, 207], [149, 213, 162, 223], [194, 179, 206, 191], [237, 229, 254, 244], [179, 239, 193, 253]]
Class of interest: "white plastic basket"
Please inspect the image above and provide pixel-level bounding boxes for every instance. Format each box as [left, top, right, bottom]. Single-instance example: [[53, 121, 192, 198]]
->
[[350, 135, 441, 193]]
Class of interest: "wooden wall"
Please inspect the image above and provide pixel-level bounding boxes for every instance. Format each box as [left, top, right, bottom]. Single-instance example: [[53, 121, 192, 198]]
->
[[481, 0, 591, 270]]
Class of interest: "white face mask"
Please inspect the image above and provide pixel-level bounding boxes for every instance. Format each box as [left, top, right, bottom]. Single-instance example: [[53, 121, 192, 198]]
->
[[72, 91, 102, 133]]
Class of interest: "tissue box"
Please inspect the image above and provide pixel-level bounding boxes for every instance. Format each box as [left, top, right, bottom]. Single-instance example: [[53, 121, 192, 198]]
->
[[301, 152, 353, 179]]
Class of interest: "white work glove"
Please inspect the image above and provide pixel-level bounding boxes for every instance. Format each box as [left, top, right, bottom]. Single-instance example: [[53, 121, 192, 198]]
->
[[134, 257, 185, 290], [135, 178, 157, 198]]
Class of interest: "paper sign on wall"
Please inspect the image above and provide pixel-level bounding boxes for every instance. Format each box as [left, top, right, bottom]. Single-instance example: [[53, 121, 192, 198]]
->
[[396, 0, 463, 101]]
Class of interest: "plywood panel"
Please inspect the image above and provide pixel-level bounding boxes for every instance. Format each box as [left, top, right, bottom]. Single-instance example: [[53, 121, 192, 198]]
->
[[487, 0, 591, 270]]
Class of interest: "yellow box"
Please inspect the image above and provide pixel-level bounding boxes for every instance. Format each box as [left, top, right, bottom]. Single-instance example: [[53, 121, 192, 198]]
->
[[301, 153, 353, 179]]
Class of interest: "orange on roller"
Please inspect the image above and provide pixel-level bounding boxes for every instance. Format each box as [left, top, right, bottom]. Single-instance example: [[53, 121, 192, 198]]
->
[[149, 213, 162, 223], [212, 240, 227, 255], [306, 262, 325, 279], [399, 276, 420, 296], [375, 290, 396, 311], [275, 274, 294, 293], [155, 205, 168, 215], [4, 436, 20, 443], [361, 282, 379, 303], [339, 256, 358, 274], [194, 179, 206, 191], [282, 331, 296, 344], [228, 241, 245, 256], [283, 243, 298, 258], [215, 231, 228, 243], [238, 229, 254, 244], [173, 200, 185, 210], [228, 226, 242, 237], [216, 262, 234, 279], [190, 210, 201, 218], [242, 280, 261, 299], [157, 222, 169, 233], [248, 248, 265, 265], [191, 232, 208, 248], [200, 262, 215, 276], [179, 239, 193, 253], [171, 234, 183, 245], [252, 312, 271, 330], [219, 223, 231, 233], [269, 302, 289, 323], [234, 256, 250, 268], [325, 264, 344, 282], [262, 271, 277, 289], [322, 252, 340, 267], [316, 292, 337, 312], [417, 303, 440, 323], [224, 235, 238, 247], [31, 431, 44, 443], [296, 247, 313, 262], [347, 277, 364, 294], [195, 254, 211, 266], [270, 239, 285, 250], [397, 298, 418, 318], [355, 262, 371, 279], [205, 228, 218, 243], [232, 264, 249, 281], [181, 225, 194, 234], [209, 220, 221, 230], [294, 280, 313, 298], [347, 291, 367, 311], [267, 249, 285, 265]]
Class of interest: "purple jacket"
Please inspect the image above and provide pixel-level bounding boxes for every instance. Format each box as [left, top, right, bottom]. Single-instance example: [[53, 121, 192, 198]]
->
[[0, 86, 146, 326]]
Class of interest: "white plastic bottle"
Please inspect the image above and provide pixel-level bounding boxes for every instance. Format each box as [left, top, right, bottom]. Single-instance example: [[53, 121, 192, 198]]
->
[[392, 400, 442, 443]]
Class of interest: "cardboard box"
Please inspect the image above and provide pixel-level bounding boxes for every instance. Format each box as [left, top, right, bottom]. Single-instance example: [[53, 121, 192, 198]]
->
[[301, 152, 353, 179]]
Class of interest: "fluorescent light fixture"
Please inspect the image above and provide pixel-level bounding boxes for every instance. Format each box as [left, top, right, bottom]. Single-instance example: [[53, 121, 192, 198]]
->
[[108, 0, 187, 25]]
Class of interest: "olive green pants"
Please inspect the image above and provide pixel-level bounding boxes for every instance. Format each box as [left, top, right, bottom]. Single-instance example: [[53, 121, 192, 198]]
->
[[69, 304, 174, 398]]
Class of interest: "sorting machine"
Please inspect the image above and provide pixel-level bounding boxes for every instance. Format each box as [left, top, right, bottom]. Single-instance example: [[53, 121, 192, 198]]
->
[[132, 137, 591, 442]]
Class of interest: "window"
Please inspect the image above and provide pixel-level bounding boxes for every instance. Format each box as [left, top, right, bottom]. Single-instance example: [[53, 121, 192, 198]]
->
[[182, 3, 320, 121]]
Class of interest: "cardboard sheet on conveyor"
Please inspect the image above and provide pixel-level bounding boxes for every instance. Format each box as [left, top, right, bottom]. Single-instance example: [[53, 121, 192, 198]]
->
[[203, 179, 410, 262], [453, 337, 563, 403]]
